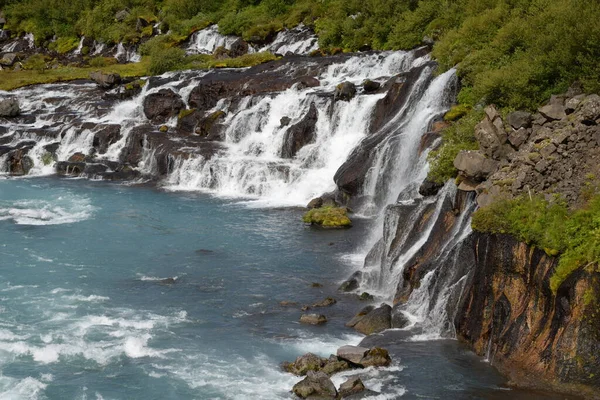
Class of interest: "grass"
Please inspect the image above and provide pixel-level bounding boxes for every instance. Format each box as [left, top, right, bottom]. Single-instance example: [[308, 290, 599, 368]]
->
[[0, 52, 278, 91], [471, 195, 600, 294]]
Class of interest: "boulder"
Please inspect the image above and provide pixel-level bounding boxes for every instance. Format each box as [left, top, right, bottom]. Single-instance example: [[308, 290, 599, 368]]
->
[[196, 110, 226, 140], [391, 304, 410, 328], [334, 82, 357, 102], [229, 38, 249, 58], [359, 347, 392, 368], [506, 111, 532, 130], [8, 150, 33, 175], [68, 152, 86, 162], [93, 124, 122, 154], [339, 271, 362, 292], [0, 98, 20, 117], [282, 353, 326, 376], [345, 305, 375, 328], [90, 71, 121, 89], [474, 113, 509, 160], [280, 103, 318, 158], [539, 97, 567, 121], [143, 89, 185, 124], [508, 127, 530, 149], [352, 304, 392, 335], [418, 178, 444, 197], [292, 371, 338, 399], [0, 53, 17, 66], [338, 377, 366, 398], [579, 94, 600, 123], [453, 151, 499, 181], [321, 357, 351, 375], [336, 346, 369, 364], [362, 79, 381, 93], [300, 313, 328, 325]]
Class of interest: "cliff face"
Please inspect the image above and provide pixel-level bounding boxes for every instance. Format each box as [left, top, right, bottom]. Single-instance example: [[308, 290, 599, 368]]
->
[[455, 232, 600, 398]]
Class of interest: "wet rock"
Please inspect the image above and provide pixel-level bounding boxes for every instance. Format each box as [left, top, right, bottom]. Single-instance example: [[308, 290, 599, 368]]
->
[[282, 353, 326, 375], [90, 71, 121, 89], [359, 292, 374, 301], [359, 347, 392, 368], [362, 79, 381, 93], [303, 206, 352, 228], [300, 313, 328, 325], [352, 304, 392, 335], [453, 151, 499, 181], [292, 371, 338, 399], [229, 38, 249, 58], [312, 297, 337, 308], [281, 103, 318, 158], [338, 377, 365, 398], [280, 116, 291, 127], [391, 304, 410, 328], [196, 110, 226, 140], [419, 178, 444, 197], [506, 111, 532, 130], [321, 356, 351, 375], [143, 89, 185, 124], [336, 345, 369, 364], [159, 277, 177, 285], [0, 98, 20, 117], [93, 124, 122, 154], [334, 82, 357, 102], [68, 152, 86, 162], [8, 149, 33, 175], [295, 76, 320, 90], [55, 161, 86, 176], [279, 300, 298, 307], [346, 305, 375, 328], [338, 271, 362, 292]]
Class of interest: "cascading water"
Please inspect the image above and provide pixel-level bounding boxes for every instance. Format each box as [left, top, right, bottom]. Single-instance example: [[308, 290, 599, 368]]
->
[[115, 42, 141, 63], [259, 24, 319, 55], [186, 25, 241, 55]]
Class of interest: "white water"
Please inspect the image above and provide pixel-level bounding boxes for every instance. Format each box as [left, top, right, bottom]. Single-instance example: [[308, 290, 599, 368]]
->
[[73, 37, 85, 55], [115, 42, 141, 63], [260, 24, 318, 55], [186, 25, 240, 55]]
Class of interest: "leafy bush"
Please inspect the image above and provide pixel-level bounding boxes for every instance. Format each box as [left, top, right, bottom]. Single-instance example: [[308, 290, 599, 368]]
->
[[472, 195, 600, 293], [148, 47, 185, 75], [427, 109, 481, 184]]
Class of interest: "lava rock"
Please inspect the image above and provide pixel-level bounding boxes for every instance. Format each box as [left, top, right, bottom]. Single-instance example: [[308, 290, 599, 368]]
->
[[143, 89, 185, 124]]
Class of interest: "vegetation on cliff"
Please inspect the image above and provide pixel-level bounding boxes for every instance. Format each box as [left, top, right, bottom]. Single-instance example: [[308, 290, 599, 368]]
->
[[472, 195, 600, 293]]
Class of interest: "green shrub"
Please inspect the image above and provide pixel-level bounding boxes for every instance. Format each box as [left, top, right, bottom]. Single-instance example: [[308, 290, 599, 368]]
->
[[427, 109, 481, 184], [148, 47, 185, 75], [23, 54, 47, 72]]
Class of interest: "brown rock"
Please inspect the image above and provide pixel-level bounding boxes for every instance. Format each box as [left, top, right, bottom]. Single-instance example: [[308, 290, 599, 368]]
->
[[300, 313, 327, 325], [338, 377, 366, 398]]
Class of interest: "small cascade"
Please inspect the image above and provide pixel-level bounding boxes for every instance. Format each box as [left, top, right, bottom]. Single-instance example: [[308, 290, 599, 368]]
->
[[73, 37, 85, 55], [91, 41, 106, 56], [115, 42, 141, 63], [260, 24, 319, 55], [186, 25, 239, 55]]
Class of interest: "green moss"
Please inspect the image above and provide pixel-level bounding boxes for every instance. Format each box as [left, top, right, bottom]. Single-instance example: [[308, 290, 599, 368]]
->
[[302, 206, 352, 228], [41, 152, 54, 166], [444, 104, 470, 122], [159, 125, 169, 132], [48, 37, 80, 54], [178, 108, 196, 120]]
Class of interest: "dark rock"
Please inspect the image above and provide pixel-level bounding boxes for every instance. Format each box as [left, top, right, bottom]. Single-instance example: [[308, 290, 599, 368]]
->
[[339, 271, 362, 292], [229, 38, 249, 58], [292, 371, 337, 399], [312, 297, 337, 308], [68, 152, 86, 162], [282, 353, 326, 376], [362, 79, 381, 93], [419, 178, 444, 197], [90, 71, 121, 89], [93, 124, 121, 154], [346, 305, 375, 328], [307, 197, 324, 209], [359, 292, 374, 301], [300, 313, 327, 325], [159, 277, 177, 285], [334, 82, 357, 102], [281, 103, 318, 158], [391, 304, 410, 328], [338, 377, 365, 398], [280, 116, 291, 127], [143, 89, 185, 124], [196, 110, 226, 140], [295, 76, 320, 90], [352, 304, 392, 335], [506, 111, 532, 130], [0, 98, 20, 117], [8, 149, 33, 175]]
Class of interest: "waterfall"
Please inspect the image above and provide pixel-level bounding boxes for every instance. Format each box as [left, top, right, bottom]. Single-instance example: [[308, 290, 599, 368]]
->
[[115, 42, 141, 63], [186, 25, 240, 55], [259, 24, 319, 55], [73, 37, 85, 55]]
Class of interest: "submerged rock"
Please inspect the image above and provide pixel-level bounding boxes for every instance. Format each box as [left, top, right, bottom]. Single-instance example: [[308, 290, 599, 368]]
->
[[300, 313, 327, 325]]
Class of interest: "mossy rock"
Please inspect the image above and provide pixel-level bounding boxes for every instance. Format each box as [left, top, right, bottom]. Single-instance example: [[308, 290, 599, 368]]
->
[[302, 206, 352, 228], [41, 152, 55, 166], [178, 108, 197, 120], [159, 125, 168, 132], [444, 104, 471, 122]]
